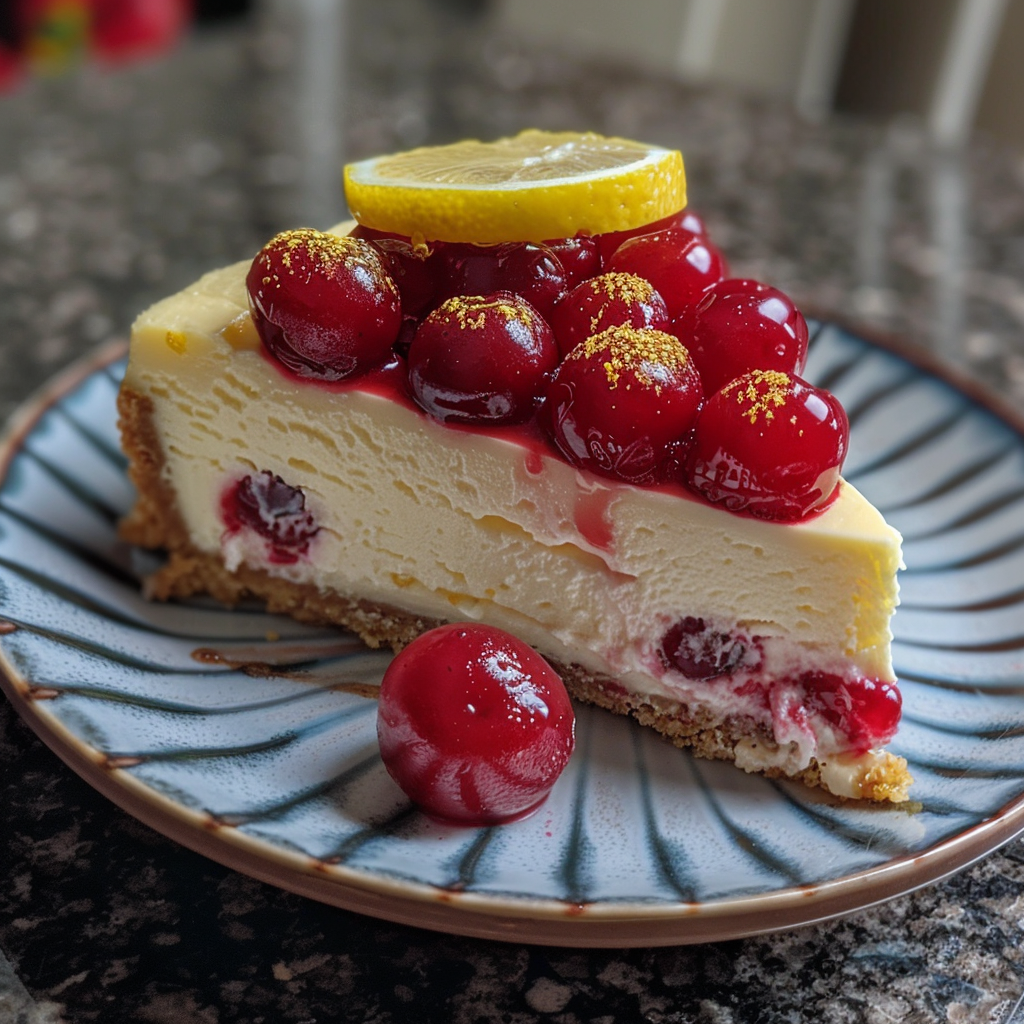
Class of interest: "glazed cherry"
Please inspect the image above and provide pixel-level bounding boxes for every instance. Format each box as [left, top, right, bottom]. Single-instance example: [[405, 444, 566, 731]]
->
[[659, 617, 753, 679], [542, 234, 601, 290], [408, 292, 559, 425], [247, 228, 401, 381], [549, 271, 671, 358], [800, 672, 902, 753], [376, 623, 576, 825], [540, 324, 704, 485], [687, 279, 809, 395], [596, 208, 710, 267], [221, 471, 319, 564], [437, 242, 569, 320], [367, 236, 439, 319], [607, 228, 726, 320], [686, 370, 849, 521]]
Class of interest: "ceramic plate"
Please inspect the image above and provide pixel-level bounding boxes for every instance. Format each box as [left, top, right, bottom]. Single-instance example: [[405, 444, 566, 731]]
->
[[3, 326, 1024, 948]]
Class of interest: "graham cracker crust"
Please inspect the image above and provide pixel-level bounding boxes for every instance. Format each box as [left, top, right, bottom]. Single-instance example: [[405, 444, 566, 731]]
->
[[117, 382, 912, 804]]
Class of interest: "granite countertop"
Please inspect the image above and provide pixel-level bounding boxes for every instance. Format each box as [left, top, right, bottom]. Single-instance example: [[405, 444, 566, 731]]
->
[[3, 3, 1024, 1022]]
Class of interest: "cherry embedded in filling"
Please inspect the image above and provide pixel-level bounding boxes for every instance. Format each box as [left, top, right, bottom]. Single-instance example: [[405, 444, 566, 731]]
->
[[659, 616, 752, 679], [375, 623, 576, 825], [221, 471, 319, 563], [246, 228, 401, 382], [686, 369, 849, 521], [799, 671, 902, 753], [407, 291, 559, 425], [540, 323, 704, 485]]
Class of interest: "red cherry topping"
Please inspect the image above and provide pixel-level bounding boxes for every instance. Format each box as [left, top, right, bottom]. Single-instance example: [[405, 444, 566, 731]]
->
[[247, 228, 401, 381], [549, 271, 671, 358], [800, 672, 902, 753], [542, 234, 601, 290], [367, 237, 439, 319], [376, 623, 576, 825], [595, 209, 695, 267], [686, 370, 849, 521], [408, 292, 559, 425], [607, 228, 727, 319], [659, 617, 754, 679], [221, 471, 319, 564], [687, 279, 809, 395], [540, 324, 704, 485], [437, 241, 569, 320]]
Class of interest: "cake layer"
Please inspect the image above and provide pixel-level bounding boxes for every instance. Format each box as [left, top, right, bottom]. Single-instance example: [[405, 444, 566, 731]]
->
[[119, 253, 908, 801]]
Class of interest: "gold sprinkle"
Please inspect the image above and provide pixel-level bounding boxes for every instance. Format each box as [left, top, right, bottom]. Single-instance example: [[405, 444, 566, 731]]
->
[[437, 294, 538, 331], [571, 324, 689, 392], [726, 369, 792, 426]]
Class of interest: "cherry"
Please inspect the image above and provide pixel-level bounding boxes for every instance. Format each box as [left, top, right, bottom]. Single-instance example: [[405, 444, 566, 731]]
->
[[542, 234, 601, 291], [686, 370, 849, 521], [407, 292, 559, 425], [367, 237, 439, 319], [247, 228, 401, 382], [687, 279, 809, 395], [437, 242, 569, 320], [799, 672, 902, 753], [376, 623, 576, 825], [549, 271, 671, 358], [221, 471, 319, 564], [659, 617, 754, 679], [540, 324, 704, 485], [607, 228, 726, 320], [596, 208, 709, 267]]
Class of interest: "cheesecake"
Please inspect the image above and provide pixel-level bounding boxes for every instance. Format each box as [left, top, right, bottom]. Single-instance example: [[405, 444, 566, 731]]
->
[[117, 133, 911, 804]]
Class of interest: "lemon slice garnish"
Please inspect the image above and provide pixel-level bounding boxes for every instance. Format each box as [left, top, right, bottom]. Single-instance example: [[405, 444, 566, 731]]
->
[[343, 130, 686, 244]]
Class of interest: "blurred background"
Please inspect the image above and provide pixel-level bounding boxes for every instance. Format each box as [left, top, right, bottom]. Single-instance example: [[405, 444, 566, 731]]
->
[[1, 0, 1023, 415]]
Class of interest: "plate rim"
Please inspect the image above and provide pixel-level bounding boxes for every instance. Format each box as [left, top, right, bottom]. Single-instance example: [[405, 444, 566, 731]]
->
[[3, 335, 1024, 948]]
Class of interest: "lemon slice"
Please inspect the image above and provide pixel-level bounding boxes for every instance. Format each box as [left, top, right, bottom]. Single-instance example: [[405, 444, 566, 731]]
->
[[343, 130, 686, 244]]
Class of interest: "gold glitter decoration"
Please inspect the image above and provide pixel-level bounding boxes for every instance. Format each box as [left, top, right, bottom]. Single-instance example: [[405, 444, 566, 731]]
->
[[572, 324, 689, 392], [256, 228, 398, 299], [436, 294, 537, 332], [726, 369, 792, 426]]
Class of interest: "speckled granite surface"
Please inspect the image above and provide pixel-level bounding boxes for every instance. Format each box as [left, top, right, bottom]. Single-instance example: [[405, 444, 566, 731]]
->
[[3, 3, 1024, 1021]]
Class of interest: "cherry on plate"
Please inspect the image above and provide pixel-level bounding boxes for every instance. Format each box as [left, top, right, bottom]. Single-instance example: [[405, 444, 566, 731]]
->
[[376, 623, 576, 825], [247, 228, 401, 382], [685, 370, 849, 521]]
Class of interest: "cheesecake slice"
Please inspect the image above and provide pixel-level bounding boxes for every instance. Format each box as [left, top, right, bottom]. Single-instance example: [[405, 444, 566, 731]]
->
[[117, 248, 910, 803]]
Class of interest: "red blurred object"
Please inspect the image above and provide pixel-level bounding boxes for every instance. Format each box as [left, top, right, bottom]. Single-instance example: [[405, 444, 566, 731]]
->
[[90, 0, 192, 64], [0, 0, 192, 90]]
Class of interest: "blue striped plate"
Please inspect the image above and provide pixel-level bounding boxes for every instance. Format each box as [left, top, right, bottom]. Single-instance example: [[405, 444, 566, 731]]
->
[[2, 326, 1024, 947]]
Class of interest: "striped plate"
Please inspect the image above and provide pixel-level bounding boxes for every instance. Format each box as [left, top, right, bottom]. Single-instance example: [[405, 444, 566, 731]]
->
[[2, 326, 1024, 947]]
